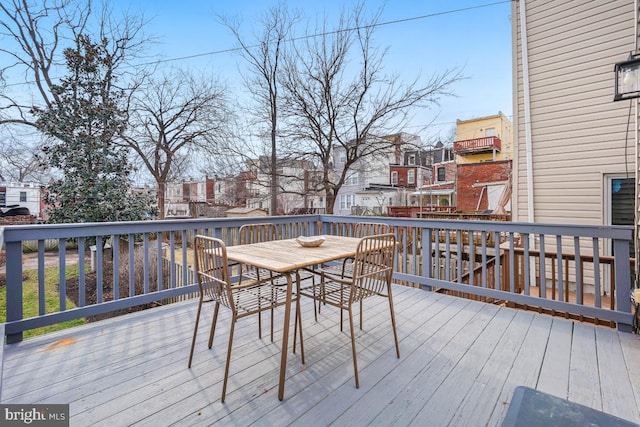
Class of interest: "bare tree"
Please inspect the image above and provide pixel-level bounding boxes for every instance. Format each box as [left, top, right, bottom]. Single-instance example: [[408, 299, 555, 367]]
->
[[221, 2, 300, 215], [280, 3, 463, 213], [0, 127, 49, 182], [0, 0, 150, 126], [0, 0, 152, 180], [122, 70, 232, 219], [0, 144, 44, 182]]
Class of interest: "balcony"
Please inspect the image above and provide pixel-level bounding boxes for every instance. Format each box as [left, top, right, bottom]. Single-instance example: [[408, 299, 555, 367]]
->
[[2, 284, 639, 425], [1, 215, 639, 424], [387, 205, 458, 217], [453, 136, 502, 154]]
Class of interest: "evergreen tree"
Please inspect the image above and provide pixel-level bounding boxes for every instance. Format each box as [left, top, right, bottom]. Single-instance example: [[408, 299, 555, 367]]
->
[[35, 35, 155, 224]]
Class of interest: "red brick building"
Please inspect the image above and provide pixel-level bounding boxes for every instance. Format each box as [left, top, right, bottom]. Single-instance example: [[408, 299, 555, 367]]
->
[[456, 160, 512, 212]]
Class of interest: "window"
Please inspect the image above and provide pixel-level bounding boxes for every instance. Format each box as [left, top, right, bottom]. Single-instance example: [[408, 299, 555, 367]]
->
[[346, 173, 358, 185], [610, 178, 634, 226], [485, 127, 496, 137], [340, 194, 355, 210], [608, 177, 634, 257], [19, 191, 27, 202], [408, 155, 416, 165], [605, 176, 635, 290], [340, 155, 346, 163], [0, 191, 5, 207], [437, 167, 446, 181], [407, 170, 415, 185], [391, 171, 398, 185]]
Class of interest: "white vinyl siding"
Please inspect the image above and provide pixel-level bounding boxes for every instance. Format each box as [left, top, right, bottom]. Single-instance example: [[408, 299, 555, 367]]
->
[[512, 0, 636, 225]]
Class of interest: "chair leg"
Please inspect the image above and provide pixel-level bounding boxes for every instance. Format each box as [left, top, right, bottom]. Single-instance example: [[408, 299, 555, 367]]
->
[[221, 314, 236, 403], [208, 302, 220, 349], [293, 275, 305, 364], [340, 287, 345, 332], [310, 273, 318, 320], [258, 298, 263, 340], [348, 306, 359, 389], [271, 305, 275, 343], [293, 293, 306, 363], [310, 274, 319, 322], [270, 271, 275, 342], [256, 269, 263, 340], [387, 288, 400, 359], [294, 298, 298, 352], [359, 299, 363, 330], [188, 297, 204, 368]]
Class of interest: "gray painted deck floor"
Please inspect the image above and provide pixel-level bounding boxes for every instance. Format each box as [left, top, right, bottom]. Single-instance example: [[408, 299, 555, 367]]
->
[[2, 284, 640, 426]]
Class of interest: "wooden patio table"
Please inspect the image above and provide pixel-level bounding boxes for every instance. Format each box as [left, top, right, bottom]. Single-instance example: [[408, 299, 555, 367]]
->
[[225, 234, 362, 400]]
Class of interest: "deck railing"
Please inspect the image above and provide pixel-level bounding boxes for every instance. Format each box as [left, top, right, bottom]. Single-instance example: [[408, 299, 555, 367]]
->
[[453, 136, 502, 153], [2, 215, 634, 343]]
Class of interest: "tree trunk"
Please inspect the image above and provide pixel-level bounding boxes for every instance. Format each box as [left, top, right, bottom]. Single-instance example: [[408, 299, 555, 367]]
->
[[326, 192, 336, 215], [270, 129, 278, 216], [158, 181, 166, 219]]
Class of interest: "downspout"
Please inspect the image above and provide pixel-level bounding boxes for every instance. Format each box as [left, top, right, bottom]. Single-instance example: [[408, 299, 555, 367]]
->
[[634, 0, 639, 287], [520, 0, 535, 223]]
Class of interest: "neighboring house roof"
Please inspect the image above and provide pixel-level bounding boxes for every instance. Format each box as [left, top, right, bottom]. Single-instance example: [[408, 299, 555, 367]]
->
[[421, 181, 456, 189], [226, 207, 268, 217], [355, 188, 399, 195], [412, 189, 455, 196], [227, 207, 265, 214]]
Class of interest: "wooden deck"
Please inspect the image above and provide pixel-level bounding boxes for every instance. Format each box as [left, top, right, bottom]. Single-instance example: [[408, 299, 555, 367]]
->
[[2, 284, 640, 426]]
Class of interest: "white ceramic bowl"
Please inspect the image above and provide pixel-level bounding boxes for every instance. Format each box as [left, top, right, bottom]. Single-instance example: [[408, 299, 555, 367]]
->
[[295, 235, 326, 247]]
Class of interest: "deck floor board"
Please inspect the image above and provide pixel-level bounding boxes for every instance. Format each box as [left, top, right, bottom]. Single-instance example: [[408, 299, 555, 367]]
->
[[2, 284, 639, 426]]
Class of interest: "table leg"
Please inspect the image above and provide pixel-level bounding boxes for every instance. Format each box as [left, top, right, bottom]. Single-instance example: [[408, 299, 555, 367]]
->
[[296, 270, 305, 365], [278, 272, 293, 401]]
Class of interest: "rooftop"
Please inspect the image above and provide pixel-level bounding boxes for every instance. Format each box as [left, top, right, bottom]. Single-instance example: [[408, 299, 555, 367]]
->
[[2, 283, 639, 426]]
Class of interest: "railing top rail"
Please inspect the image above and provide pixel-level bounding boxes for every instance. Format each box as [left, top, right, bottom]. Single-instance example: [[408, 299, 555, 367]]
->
[[318, 215, 633, 240], [1, 214, 322, 242], [1, 214, 632, 242]]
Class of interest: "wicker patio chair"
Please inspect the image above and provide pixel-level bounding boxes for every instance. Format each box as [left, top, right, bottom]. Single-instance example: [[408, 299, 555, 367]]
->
[[322, 222, 391, 277], [187, 235, 293, 402], [320, 222, 391, 328], [298, 233, 400, 388]]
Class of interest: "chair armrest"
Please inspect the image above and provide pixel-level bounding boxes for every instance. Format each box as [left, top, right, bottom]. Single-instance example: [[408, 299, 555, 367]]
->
[[316, 268, 351, 285]]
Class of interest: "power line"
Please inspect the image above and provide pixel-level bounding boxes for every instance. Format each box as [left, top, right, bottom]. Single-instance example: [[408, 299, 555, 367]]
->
[[3, 1, 511, 88], [138, 0, 510, 66]]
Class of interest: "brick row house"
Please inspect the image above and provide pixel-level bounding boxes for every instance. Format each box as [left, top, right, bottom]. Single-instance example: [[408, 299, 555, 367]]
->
[[453, 112, 513, 214], [162, 113, 513, 218], [333, 133, 425, 216], [387, 113, 513, 218]]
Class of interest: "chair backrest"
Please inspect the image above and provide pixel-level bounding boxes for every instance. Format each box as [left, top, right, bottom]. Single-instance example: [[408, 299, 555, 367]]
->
[[194, 235, 233, 310], [238, 223, 277, 244], [353, 222, 391, 238], [351, 233, 396, 300]]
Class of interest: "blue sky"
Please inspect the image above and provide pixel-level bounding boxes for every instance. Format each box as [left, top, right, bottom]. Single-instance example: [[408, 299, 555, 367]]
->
[[54, 0, 514, 143]]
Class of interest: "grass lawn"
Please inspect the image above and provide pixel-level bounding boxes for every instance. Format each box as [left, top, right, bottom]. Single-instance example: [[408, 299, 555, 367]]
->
[[2, 247, 194, 340], [1, 264, 86, 340]]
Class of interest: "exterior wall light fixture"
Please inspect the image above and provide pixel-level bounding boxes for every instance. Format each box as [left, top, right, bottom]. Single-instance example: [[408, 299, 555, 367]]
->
[[614, 53, 640, 101]]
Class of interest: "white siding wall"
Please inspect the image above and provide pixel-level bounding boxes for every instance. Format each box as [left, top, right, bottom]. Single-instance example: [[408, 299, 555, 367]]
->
[[513, 0, 635, 225], [1, 182, 40, 217]]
